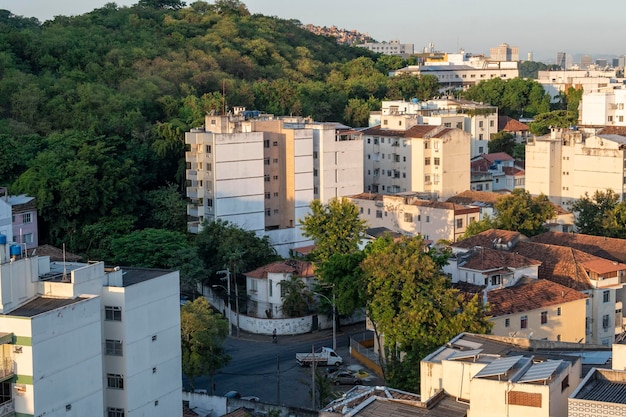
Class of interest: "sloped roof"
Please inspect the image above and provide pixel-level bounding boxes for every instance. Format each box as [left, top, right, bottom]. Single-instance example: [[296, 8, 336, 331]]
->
[[447, 190, 503, 206], [486, 279, 587, 317], [498, 116, 530, 132], [502, 166, 524, 176], [245, 259, 315, 279], [530, 232, 626, 264], [482, 152, 514, 163], [29, 244, 82, 262], [458, 247, 541, 271], [452, 229, 523, 250], [513, 241, 595, 291], [597, 126, 626, 136]]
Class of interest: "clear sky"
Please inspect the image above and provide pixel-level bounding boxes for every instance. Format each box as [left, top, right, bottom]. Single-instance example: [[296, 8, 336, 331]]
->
[[2, 0, 625, 62]]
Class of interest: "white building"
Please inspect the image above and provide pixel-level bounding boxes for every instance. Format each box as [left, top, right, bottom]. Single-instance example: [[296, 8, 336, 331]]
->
[[580, 87, 626, 127], [362, 123, 470, 200], [355, 40, 414, 57], [536, 69, 623, 103], [0, 241, 182, 417], [348, 192, 480, 242], [391, 52, 519, 91], [372, 99, 498, 158], [186, 111, 362, 256], [525, 128, 626, 205]]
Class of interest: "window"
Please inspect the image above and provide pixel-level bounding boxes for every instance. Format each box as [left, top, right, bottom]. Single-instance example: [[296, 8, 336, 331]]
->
[[264, 140, 269, 148], [107, 374, 124, 390], [266, 209, 271, 216], [541, 311, 548, 325], [478, 146, 484, 154], [557, 307, 561, 316], [265, 192, 270, 199], [264, 157, 270, 165], [479, 134, 484, 140], [23, 213, 32, 223], [425, 157, 431, 165], [561, 375, 569, 392], [603, 314, 610, 329], [313, 151, 318, 159], [23, 233, 33, 244], [603, 290, 610, 303], [490, 120, 495, 127], [520, 315, 528, 329], [152, 335, 157, 341], [424, 141, 429, 149], [426, 215, 430, 223], [434, 157, 440, 166], [105, 306, 122, 321], [206, 145, 212, 153], [608, 116, 613, 122], [404, 213, 413, 222], [479, 121, 483, 128], [376, 210, 383, 218], [456, 219, 463, 228], [272, 175, 278, 180], [273, 141, 278, 146], [444, 122, 451, 128], [107, 408, 125, 417], [490, 275, 501, 286], [505, 318, 510, 327], [403, 156, 406, 162], [105, 340, 123, 356], [264, 175, 270, 182], [207, 163, 212, 172], [367, 138, 371, 144]]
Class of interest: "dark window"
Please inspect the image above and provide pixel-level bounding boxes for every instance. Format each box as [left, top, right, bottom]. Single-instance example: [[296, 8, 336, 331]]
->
[[105, 306, 122, 321], [105, 340, 123, 356], [107, 374, 124, 390], [107, 408, 125, 417], [541, 311, 548, 325], [521, 316, 528, 329], [603, 290, 610, 303], [505, 318, 510, 327]]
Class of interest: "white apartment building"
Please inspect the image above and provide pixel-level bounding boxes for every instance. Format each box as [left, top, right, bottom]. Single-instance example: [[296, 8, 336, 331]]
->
[[580, 87, 626, 127], [372, 99, 498, 158], [186, 111, 362, 256], [0, 241, 182, 417], [537, 69, 622, 102], [362, 123, 470, 200], [355, 40, 414, 57], [348, 193, 480, 242], [525, 128, 626, 206], [391, 52, 519, 91]]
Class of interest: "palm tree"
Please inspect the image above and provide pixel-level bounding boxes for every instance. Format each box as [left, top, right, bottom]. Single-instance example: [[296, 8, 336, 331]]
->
[[279, 275, 313, 317]]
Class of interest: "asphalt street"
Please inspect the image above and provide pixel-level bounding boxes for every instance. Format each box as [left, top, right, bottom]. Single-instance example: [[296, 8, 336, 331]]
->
[[188, 321, 382, 409]]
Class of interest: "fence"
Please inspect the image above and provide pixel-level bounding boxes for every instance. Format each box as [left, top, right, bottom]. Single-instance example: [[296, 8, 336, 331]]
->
[[350, 333, 384, 378]]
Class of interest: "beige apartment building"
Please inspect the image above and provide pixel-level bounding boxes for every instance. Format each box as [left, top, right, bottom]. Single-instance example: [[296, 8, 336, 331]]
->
[[362, 124, 470, 200], [525, 127, 626, 206], [348, 192, 479, 242]]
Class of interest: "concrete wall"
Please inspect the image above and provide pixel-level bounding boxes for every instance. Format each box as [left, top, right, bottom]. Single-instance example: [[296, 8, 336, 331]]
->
[[183, 391, 317, 417]]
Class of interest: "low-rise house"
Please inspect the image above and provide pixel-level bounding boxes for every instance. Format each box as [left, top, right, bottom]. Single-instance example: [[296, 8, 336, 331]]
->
[[454, 229, 626, 345], [0, 188, 38, 250], [348, 192, 480, 242], [498, 116, 531, 143], [470, 152, 525, 192], [245, 259, 315, 319], [421, 333, 585, 417]]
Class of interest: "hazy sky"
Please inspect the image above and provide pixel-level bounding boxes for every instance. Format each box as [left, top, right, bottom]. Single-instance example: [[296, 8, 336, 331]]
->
[[2, 0, 625, 62]]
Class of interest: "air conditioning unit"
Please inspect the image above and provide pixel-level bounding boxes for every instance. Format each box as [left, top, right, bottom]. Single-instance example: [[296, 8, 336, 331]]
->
[[14, 384, 26, 394]]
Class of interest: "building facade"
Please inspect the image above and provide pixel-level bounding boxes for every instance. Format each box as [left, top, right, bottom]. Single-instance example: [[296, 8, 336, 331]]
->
[[355, 40, 414, 57], [362, 123, 470, 200], [186, 111, 362, 256], [525, 128, 626, 206], [490, 43, 519, 62], [0, 243, 182, 417], [580, 87, 626, 127]]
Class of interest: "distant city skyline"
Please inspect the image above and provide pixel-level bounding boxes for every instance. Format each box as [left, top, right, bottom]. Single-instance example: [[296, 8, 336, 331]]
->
[[2, 0, 625, 63]]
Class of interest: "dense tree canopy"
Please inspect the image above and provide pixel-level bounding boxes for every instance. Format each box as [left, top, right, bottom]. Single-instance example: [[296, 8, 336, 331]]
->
[[300, 198, 367, 262], [569, 189, 626, 238], [181, 297, 230, 392], [363, 235, 491, 391], [2, 2, 437, 260]]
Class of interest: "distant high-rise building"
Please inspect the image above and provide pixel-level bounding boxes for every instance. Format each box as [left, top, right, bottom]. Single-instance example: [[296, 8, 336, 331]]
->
[[596, 58, 608, 68], [580, 54, 593, 69], [556, 52, 567, 69], [527, 51, 533, 62], [490, 43, 519, 61]]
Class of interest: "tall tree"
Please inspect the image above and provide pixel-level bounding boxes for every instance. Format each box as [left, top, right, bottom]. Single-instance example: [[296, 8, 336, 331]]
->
[[300, 197, 367, 262], [279, 275, 313, 318], [363, 235, 491, 391], [313, 251, 366, 317], [493, 189, 555, 237], [570, 190, 620, 236], [181, 297, 230, 392], [488, 131, 516, 155]]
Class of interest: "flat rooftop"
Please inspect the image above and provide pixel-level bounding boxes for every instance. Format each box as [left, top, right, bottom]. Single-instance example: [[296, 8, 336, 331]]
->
[[8, 296, 88, 318]]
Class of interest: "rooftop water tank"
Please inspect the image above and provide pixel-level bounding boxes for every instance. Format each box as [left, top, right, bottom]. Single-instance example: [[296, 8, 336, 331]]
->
[[9, 245, 21, 257]]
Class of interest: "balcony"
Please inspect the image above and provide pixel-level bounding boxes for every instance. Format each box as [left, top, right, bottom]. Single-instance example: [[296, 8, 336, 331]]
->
[[0, 399, 14, 417]]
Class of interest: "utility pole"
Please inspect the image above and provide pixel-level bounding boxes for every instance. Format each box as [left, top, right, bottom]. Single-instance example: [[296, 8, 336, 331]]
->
[[276, 354, 280, 405], [216, 269, 232, 336], [314, 291, 336, 352], [311, 344, 316, 410]]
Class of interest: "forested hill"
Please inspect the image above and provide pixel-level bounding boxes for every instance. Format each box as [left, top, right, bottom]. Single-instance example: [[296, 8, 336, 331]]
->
[[0, 0, 438, 258]]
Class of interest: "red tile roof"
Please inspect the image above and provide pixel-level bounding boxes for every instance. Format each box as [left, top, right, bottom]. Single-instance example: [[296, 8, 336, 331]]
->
[[597, 126, 626, 136], [581, 259, 626, 275], [458, 247, 541, 271], [498, 116, 530, 132], [486, 279, 587, 317], [245, 259, 315, 279], [482, 152, 514, 163], [453, 229, 524, 250], [502, 166, 524, 176], [447, 190, 504, 206], [530, 232, 626, 264]]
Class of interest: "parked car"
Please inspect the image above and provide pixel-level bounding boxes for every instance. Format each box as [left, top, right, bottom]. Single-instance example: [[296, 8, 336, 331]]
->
[[327, 370, 362, 385], [241, 396, 260, 402], [224, 390, 241, 399]]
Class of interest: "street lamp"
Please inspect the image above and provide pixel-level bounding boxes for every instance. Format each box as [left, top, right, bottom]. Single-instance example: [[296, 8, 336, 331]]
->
[[211, 284, 232, 336], [314, 291, 336, 351]]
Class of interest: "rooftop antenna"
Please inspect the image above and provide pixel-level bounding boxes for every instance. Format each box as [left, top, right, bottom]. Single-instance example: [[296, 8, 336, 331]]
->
[[62, 243, 68, 282]]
